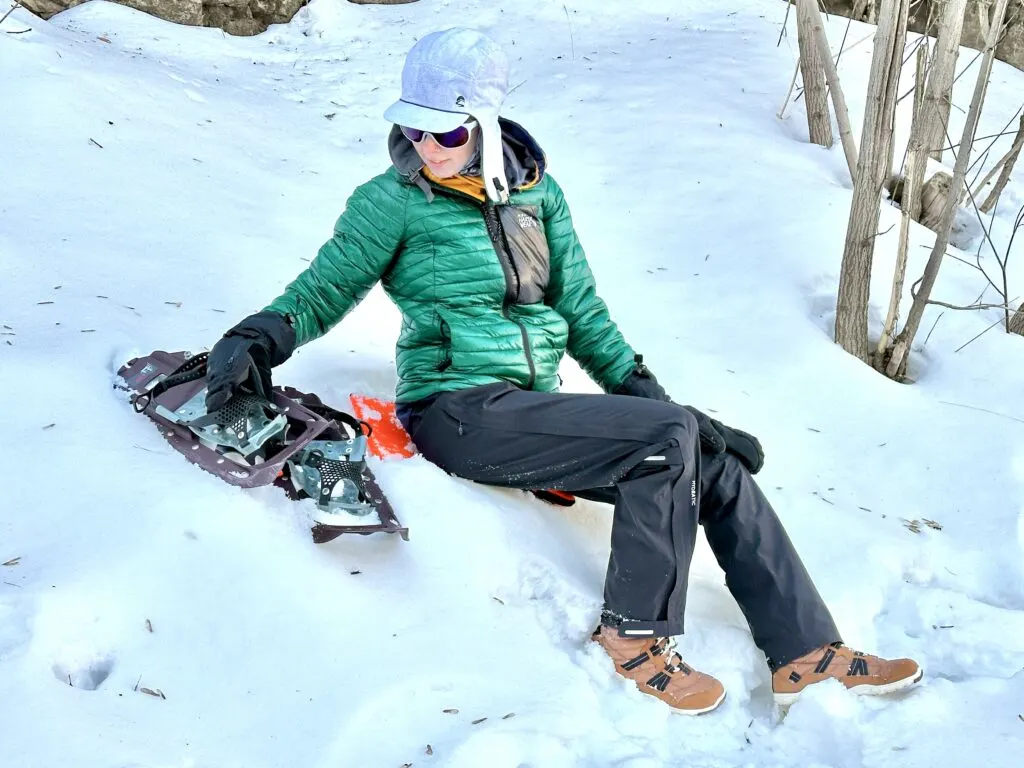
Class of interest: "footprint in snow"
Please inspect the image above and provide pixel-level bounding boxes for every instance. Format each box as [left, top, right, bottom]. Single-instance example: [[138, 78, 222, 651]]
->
[[52, 652, 116, 690], [517, 557, 598, 645]]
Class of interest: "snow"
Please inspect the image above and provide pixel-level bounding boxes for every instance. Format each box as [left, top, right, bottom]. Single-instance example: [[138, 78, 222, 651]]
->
[[2, 0, 1023, 765]]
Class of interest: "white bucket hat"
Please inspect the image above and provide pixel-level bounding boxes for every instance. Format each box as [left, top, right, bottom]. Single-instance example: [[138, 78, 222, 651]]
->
[[384, 28, 511, 203]]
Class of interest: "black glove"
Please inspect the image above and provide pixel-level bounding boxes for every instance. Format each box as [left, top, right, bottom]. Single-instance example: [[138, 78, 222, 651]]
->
[[611, 355, 765, 474], [683, 406, 764, 475], [610, 354, 671, 401], [205, 310, 296, 413]]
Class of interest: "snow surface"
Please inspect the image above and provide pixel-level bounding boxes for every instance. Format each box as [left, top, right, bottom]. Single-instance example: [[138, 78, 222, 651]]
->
[[2, 1, 1024, 766]]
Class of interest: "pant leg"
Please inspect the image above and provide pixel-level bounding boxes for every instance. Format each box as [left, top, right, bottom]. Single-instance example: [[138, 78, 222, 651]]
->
[[698, 451, 841, 667], [410, 382, 702, 638], [577, 461, 841, 666]]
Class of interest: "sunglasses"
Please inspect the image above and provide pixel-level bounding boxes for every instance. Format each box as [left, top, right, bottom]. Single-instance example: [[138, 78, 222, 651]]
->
[[400, 120, 477, 149]]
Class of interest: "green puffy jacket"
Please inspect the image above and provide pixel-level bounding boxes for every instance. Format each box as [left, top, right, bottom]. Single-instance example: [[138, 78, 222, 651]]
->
[[266, 120, 638, 404]]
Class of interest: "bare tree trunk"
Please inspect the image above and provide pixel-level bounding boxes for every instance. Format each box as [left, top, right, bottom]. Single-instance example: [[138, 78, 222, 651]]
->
[[876, 44, 931, 364], [806, 0, 860, 179], [835, 0, 911, 363], [979, 113, 1024, 212], [925, 0, 970, 162], [886, 0, 1013, 378], [1010, 305, 1024, 335], [797, 0, 834, 147]]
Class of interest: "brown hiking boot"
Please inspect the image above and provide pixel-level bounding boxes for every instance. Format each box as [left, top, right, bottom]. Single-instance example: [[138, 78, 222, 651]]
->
[[593, 626, 726, 715], [772, 642, 923, 705]]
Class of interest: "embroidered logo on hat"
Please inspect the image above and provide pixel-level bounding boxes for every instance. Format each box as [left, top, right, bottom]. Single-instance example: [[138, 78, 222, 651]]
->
[[455, 96, 466, 107]]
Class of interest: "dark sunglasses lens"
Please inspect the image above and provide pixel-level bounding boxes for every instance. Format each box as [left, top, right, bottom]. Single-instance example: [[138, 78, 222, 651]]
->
[[400, 125, 426, 143], [433, 125, 471, 149], [401, 124, 471, 149]]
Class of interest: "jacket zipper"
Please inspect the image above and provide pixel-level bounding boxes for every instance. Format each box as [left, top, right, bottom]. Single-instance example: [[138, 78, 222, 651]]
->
[[418, 179, 538, 390], [482, 204, 536, 390]]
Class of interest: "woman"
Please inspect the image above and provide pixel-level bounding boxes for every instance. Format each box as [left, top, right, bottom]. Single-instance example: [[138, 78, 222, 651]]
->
[[204, 28, 922, 714]]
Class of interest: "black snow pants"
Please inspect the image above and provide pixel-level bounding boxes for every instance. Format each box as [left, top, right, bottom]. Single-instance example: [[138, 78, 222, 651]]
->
[[399, 382, 841, 668]]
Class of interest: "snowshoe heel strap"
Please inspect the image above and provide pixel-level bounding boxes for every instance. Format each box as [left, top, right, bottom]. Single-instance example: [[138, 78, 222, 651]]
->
[[131, 352, 209, 413]]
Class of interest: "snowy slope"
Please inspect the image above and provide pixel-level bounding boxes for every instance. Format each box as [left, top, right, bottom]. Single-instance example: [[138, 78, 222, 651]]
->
[[1, 1, 1023, 766]]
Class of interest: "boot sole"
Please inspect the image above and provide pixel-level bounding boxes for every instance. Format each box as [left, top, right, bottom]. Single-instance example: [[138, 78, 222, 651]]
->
[[773, 666, 924, 707], [669, 687, 727, 716]]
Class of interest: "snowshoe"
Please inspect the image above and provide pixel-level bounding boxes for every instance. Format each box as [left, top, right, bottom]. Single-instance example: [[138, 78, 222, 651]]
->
[[116, 350, 408, 543]]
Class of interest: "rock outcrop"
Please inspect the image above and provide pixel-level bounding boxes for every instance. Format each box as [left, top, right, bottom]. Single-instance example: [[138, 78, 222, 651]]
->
[[19, 0, 417, 36], [818, 0, 1024, 72]]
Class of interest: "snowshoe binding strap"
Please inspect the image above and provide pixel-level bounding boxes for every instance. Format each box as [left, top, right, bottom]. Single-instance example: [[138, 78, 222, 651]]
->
[[131, 352, 209, 413], [287, 436, 373, 516], [178, 392, 288, 458]]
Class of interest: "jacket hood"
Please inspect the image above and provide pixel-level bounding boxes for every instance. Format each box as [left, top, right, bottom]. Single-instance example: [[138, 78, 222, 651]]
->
[[388, 117, 547, 201]]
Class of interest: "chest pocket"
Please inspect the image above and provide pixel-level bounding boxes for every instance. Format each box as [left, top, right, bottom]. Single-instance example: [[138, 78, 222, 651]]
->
[[498, 205, 550, 305]]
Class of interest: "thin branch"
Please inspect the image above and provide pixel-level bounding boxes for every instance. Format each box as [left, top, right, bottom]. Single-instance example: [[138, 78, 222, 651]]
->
[[923, 310, 944, 346], [0, 2, 21, 26], [938, 399, 1024, 423], [778, 59, 802, 119], [832, 14, 855, 70], [777, 0, 793, 47], [924, 297, 1012, 311], [952, 313, 1004, 352], [979, 113, 1024, 212], [948, 115, 1011, 265]]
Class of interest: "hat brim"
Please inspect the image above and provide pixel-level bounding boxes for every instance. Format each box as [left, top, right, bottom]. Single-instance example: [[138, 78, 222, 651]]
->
[[383, 99, 469, 132]]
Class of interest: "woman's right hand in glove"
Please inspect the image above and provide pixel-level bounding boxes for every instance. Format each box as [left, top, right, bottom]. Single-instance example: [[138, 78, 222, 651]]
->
[[205, 310, 296, 413]]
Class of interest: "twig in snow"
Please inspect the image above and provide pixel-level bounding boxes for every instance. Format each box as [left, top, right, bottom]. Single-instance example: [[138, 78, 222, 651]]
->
[[922, 311, 943, 347], [42, 423, 55, 430], [938, 400, 1024, 424], [145, 619, 153, 633], [2, 557, 20, 566], [89, 138, 104, 149], [562, 5, 575, 62]]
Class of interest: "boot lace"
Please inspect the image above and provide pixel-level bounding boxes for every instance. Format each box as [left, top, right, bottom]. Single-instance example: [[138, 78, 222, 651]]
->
[[654, 636, 692, 676]]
